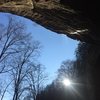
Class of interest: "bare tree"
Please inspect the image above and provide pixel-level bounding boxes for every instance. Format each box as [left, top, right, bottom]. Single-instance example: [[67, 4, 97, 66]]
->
[[57, 60, 77, 80], [0, 15, 47, 100], [23, 64, 48, 100], [0, 80, 13, 100], [0, 15, 30, 74], [8, 38, 41, 100]]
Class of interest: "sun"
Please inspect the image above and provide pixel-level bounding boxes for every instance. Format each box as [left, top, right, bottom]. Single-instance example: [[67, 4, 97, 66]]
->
[[63, 79, 71, 86]]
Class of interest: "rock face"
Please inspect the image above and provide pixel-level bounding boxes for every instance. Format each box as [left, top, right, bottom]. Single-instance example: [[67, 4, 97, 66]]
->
[[0, 0, 100, 44]]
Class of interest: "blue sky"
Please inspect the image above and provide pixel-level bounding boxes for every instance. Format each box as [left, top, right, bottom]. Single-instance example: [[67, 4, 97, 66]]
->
[[0, 13, 79, 84]]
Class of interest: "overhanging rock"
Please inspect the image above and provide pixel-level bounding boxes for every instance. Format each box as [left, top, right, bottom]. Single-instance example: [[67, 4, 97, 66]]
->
[[0, 0, 100, 44]]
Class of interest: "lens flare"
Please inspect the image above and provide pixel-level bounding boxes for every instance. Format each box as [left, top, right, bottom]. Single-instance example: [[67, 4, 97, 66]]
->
[[63, 79, 71, 86]]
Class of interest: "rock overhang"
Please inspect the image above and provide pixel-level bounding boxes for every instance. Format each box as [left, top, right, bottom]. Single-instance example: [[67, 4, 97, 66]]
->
[[0, 0, 100, 44]]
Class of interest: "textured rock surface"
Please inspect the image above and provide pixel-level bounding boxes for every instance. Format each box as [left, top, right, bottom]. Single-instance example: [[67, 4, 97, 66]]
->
[[0, 0, 99, 44]]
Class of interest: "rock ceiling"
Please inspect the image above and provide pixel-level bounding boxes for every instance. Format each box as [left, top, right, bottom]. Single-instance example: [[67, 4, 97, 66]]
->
[[0, 0, 99, 44]]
